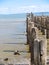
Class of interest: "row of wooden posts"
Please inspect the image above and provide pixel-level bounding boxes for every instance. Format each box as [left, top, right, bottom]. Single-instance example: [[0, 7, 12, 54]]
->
[[26, 12, 49, 39], [26, 13, 47, 65]]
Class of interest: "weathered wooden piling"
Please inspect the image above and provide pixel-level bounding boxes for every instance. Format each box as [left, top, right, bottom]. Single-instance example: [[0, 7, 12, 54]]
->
[[31, 14, 49, 39], [46, 17, 49, 39], [26, 13, 47, 65]]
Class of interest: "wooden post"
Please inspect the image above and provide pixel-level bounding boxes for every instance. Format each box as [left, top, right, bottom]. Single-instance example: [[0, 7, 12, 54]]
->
[[33, 38, 47, 65], [34, 39, 40, 65], [39, 39, 47, 65], [30, 12, 34, 22], [30, 27, 36, 65], [26, 17, 29, 44]]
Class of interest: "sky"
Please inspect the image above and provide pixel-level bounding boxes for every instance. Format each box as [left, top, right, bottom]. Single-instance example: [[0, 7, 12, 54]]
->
[[0, 0, 49, 14]]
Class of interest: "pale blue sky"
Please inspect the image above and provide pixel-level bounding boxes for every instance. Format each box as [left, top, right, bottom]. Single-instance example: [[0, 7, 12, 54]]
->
[[0, 0, 49, 14]]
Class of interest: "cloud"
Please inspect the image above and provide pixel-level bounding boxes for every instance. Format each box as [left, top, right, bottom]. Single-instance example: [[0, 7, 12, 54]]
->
[[35, 5, 49, 12], [0, 7, 8, 14], [0, 5, 49, 14], [16, 5, 49, 13], [19, 5, 36, 13]]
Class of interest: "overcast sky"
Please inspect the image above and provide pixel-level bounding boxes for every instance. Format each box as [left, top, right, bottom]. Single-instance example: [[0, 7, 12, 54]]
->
[[0, 0, 49, 14]]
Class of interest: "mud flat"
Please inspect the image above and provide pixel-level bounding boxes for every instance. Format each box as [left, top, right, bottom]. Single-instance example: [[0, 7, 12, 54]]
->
[[0, 43, 31, 65]]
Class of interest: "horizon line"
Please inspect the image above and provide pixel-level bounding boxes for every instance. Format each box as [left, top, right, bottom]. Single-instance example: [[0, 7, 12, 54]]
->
[[0, 12, 49, 15]]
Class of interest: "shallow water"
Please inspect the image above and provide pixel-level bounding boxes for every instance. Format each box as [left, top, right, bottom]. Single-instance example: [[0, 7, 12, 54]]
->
[[0, 19, 26, 44]]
